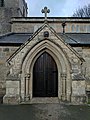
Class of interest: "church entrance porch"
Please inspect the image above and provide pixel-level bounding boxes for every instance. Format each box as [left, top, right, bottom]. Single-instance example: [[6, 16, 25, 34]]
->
[[3, 21, 87, 104], [33, 52, 58, 97]]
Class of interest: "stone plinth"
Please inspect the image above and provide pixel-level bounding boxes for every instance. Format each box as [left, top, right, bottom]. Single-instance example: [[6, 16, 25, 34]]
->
[[3, 81, 20, 104], [71, 80, 87, 104]]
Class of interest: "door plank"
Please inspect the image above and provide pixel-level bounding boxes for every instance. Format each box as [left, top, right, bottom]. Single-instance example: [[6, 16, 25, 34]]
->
[[33, 52, 58, 97]]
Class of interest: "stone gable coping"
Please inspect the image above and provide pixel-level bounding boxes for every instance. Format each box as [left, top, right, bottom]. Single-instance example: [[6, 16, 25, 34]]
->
[[7, 22, 85, 64]]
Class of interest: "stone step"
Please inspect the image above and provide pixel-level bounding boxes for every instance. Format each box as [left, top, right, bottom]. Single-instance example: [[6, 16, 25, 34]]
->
[[21, 97, 60, 104]]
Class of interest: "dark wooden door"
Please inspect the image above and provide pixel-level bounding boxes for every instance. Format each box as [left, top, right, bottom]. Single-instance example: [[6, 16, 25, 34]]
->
[[33, 52, 58, 97]]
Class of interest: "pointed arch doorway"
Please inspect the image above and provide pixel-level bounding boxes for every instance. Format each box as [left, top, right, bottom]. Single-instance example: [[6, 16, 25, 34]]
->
[[33, 52, 58, 97]]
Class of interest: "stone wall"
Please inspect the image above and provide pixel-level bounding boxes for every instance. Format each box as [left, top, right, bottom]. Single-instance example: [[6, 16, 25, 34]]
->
[[3, 81, 20, 104], [3, 23, 87, 104], [5, 0, 19, 8], [1, 45, 89, 104], [11, 18, 90, 33], [18, 0, 27, 17], [82, 47, 90, 78], [82, 47, 90, 92], [74, 46, 90, 96], [0, 46, 18, 97], [12, 22, 90, 33], [5, 0, 27, 17], [0, 0, 27, 35], [0, 8, 12, 34], [71, 80, 86, 104]]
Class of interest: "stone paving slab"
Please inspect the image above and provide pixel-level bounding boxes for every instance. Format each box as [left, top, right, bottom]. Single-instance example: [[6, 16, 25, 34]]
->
[[29, 97, 59, 104], [0, 104, 90, 120]]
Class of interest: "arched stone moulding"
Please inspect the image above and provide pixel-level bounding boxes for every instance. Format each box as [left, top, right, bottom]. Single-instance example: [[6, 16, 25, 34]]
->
[[21, 39, 71, 102]]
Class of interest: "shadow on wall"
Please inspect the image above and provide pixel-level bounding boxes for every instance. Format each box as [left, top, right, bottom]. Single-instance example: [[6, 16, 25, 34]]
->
[[0, 88, 5, 104]]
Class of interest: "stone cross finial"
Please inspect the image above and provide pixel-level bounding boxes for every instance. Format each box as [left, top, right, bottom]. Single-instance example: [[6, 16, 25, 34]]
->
[[41, 7, 50, 21]]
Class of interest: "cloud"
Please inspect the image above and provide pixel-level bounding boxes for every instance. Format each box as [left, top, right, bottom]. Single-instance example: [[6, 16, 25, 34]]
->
[[25, 0, 90, 17]]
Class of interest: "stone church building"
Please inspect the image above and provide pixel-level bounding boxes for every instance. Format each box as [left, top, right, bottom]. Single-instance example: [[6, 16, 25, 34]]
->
[[0, 0, 90, 104]]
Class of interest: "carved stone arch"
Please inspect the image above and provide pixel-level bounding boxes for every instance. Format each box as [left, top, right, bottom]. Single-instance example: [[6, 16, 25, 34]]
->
[[21, 40, 72, 101], [22, 40, 71, 73]]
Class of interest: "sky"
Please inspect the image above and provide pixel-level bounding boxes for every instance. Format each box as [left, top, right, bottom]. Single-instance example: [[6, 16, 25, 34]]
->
[[25, 0, 90, 17]]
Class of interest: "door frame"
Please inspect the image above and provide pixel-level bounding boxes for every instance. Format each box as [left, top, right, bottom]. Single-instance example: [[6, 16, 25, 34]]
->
[[21, 40, 71, 102], [33, 52, 58, 97]]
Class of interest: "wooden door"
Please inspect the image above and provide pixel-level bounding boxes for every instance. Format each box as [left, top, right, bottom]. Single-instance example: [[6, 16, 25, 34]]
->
[[33, 52, 58, 97]]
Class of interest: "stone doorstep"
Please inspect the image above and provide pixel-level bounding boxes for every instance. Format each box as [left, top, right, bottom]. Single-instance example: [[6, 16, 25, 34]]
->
[[21, 97, 60, 104]]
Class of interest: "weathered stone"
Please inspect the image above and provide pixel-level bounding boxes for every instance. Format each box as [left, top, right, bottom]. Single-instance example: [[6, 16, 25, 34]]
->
[[3, 96, 20, 104], [3, 22, 87, 104], [71, 96, 87, 104], [0, 1, 90, 105], [3, 48, 9, 52], [72, 81, 86, 95]]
